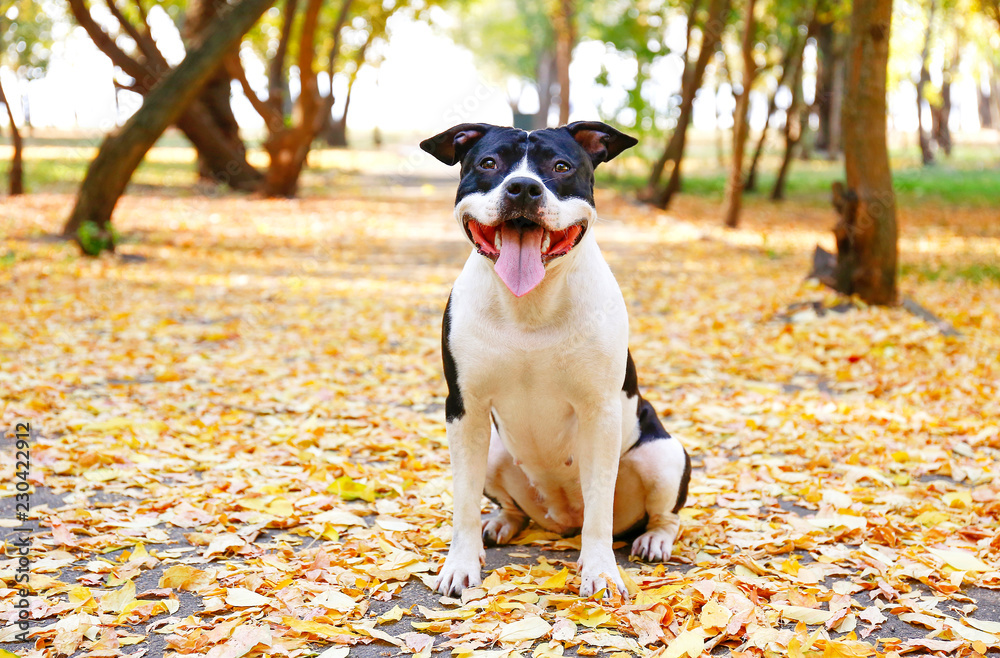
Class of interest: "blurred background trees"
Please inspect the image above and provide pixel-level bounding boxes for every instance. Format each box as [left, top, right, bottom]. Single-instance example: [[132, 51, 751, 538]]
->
[[0, 0, 55, 194], [1, 0, 997, 301]]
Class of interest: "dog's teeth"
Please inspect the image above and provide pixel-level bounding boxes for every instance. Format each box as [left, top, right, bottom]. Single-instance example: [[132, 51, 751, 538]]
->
[[494, 231, 502, 251], [541, 231, 551, 253]]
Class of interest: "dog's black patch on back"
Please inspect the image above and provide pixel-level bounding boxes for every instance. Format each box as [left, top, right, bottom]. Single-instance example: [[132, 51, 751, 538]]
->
[[442, 293, 464, 423], [672, 450, 691, 513], [635, 398, 672, 445], [623, 350, 639, 398], [626, 353, 673, 450]]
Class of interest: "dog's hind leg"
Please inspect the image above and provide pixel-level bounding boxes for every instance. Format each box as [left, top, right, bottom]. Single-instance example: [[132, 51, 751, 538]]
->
[[482, 429, 530, 546], [619, 398, 691, 562]]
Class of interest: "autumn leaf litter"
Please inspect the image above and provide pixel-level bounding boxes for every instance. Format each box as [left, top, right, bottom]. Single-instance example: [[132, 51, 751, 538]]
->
[[0, 184, 998, 658]]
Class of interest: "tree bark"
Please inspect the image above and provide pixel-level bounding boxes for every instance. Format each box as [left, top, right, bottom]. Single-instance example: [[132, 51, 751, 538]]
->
[[0, 77, 24, 196], [828, 0, 897, 305], [647, 0, 730, 209], [553, 0, 575, 125], [183, 0, 258, 187], [915, 0, 936, 166], [723, 0, 759, 229], [63, 0, 275, 252]]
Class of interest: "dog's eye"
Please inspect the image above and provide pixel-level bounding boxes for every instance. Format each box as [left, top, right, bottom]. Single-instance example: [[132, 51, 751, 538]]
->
[[480, 158, 497, 170], [554, 162, 571, 173]]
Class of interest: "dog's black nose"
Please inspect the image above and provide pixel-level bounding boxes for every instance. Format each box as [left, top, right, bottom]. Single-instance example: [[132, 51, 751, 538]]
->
[[504, 177, 544, 206]]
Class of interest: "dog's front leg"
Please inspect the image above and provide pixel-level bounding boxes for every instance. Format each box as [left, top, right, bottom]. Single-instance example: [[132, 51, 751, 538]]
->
[[576, 398, 627, 597], [434, 402, 492, 597]]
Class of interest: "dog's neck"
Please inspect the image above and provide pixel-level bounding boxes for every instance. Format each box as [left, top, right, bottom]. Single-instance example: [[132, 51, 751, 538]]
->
[[468, 231, 598, 328]]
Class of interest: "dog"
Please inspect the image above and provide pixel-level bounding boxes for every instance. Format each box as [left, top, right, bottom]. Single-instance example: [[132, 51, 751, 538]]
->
[[420, 122, 691, 598]]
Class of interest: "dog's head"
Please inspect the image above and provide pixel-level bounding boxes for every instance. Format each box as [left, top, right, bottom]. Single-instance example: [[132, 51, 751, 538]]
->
[[420, 122, 637, 297]]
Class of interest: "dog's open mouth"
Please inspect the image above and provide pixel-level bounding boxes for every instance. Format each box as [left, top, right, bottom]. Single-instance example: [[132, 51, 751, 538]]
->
[[464, 218, 586, 297], [465, 219, 585, 263]]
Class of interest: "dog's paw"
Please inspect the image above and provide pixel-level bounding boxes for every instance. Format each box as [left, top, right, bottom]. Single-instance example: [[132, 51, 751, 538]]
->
[[630, 527, 678, 563], [434, 557, 482, 597], [482, 512, 526, 546], [578, 554, 626, 598]]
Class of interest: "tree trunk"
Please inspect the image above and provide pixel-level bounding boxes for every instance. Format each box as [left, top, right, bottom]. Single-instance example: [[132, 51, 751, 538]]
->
[[771, 40, 808, 200], [324, 113, 349, 148], [827, 55, 844, 157], [814, 19, 834, 153], [0, 77, 24, 196], [978, 77, 994, 129], [184, 0, 254, 186], [262, 0, 352, 197], [715, 53, 729, 169], [553, 0, 575, 125], [828, 0, 897, 305], [645, 0, 701, 193], [647, 0, 730, 209], [322, 33, 371, 148], [533, 52, 556, 130], [746, 34, 802, 192], [63, 0, 275, 253], [723, 0, 758, 229], [992, 70, 1000, 129], [932, 47, 956, 156], [813, 18, 845, 159], [915, 0, 936, 166]]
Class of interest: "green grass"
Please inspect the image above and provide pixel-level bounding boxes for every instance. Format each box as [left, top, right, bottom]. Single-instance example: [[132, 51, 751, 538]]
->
[[602, 142, 1000, 209], [900, 262, 1000, 283], [9, 157, 202, 194], [5, 134, 999, 209]]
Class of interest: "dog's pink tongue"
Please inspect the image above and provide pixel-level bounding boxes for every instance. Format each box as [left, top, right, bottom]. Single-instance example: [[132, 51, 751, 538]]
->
[[495, 224, 545, 297]]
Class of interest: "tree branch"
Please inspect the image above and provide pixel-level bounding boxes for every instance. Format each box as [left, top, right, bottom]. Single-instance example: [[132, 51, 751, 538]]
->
[[325, 0, 357, 84], [226, 53, 282, 128], [66, 0, 155, 91], [131, 0, 151, 37], [104, 0, 171, 71], [268, 0, 300, 116]]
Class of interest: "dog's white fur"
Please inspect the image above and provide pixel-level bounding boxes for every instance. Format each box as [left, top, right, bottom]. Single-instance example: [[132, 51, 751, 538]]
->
[[436, 161, 687, 598]]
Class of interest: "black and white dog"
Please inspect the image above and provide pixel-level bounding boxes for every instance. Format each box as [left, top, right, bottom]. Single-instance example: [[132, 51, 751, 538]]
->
[[420, 122, 691, 597]]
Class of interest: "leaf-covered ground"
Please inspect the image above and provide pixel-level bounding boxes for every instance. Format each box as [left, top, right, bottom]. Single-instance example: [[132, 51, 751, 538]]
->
[[1, 148, 999, 658]]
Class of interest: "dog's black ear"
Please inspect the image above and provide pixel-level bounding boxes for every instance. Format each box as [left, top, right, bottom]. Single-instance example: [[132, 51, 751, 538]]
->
[[565, 121, 638, 166], [420, 123, 494, 166]]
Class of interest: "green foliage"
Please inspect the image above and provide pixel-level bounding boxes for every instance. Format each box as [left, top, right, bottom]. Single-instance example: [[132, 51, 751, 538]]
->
[[446, 0, 556, 112], [0, 0, 57, 77], [241, 0, 425, 85], [77, 220, 115, 256], [586, 0, 674, 133]]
